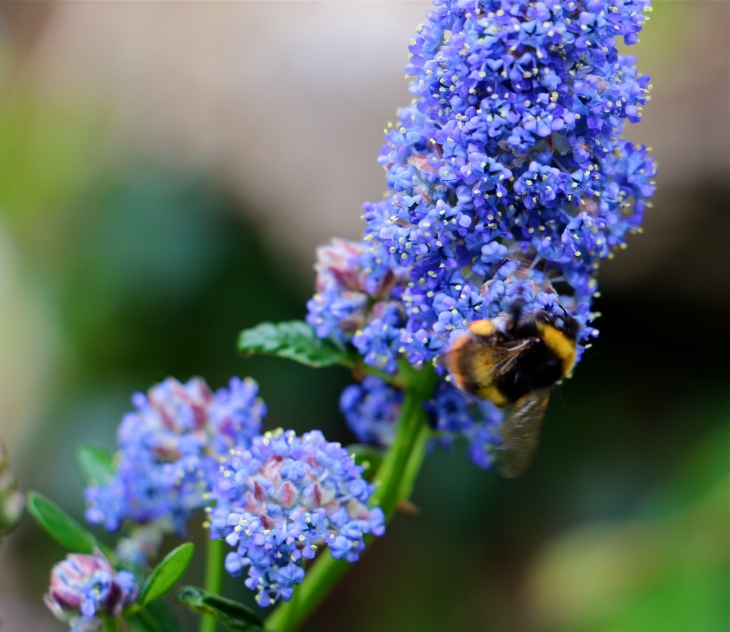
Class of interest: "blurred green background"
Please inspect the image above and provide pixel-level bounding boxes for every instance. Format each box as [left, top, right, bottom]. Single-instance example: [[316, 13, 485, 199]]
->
[[0, 2, 727, 632]]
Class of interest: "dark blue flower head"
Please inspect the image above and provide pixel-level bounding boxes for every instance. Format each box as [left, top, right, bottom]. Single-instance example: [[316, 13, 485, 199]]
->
[[339, 375, 504, 469], [208, 429, 385, 607], [44, 549, 138, 632], [84, 377, 266, 547], [428, 381, 504, 468], [340, 376, 405, 447]]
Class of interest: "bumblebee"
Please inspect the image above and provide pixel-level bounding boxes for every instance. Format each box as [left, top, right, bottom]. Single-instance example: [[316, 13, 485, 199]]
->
[[444, 304, 580, 477]]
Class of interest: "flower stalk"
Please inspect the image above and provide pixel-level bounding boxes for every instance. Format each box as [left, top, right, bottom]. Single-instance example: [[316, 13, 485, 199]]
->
[[199, 537, 225, 632], [102, 617, 118, 632]]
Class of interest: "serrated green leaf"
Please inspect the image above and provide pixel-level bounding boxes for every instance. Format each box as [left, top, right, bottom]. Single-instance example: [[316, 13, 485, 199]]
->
[[139, 543, 195, 606], [348, 444, 385, 482], [238, 320, 345, 368], [27, 491, 97, 554], [125, 599, 185, 632], [177, 586, 265, 631], [76, 444, 116, 487]]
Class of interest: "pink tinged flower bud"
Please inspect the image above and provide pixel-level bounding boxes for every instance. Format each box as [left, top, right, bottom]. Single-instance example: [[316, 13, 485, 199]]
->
[[44, 550, 139, 631], [275, 481, 299, 508]]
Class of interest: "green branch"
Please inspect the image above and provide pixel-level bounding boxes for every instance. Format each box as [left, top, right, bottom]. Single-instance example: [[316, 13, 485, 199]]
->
[[102, 617, 118, 632], [199, 538, 225, 632]]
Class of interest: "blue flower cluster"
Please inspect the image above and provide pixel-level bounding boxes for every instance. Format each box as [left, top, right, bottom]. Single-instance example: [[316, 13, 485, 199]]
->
[[340, 375, 404, 447], [44, 550, 138, 632], [306, 238, 408, 373], [341, 375, 503, 468], [308, 0, 655, 464], [208, 429, 385, 607], [428, 381, 504, 468], [84, 377, 266, 549]]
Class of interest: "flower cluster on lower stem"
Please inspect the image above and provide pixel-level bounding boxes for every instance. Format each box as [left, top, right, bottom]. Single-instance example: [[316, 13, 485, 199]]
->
[[208, 429, 385, 607], [428, 381, 504, 469], [340, 375, 404, 447], [44, 550, 138, 632], [84, 376, 266, 562], [339, 375, 503, 469]]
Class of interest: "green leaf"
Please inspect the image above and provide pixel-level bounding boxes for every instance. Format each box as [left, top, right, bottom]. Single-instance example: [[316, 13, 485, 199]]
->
[[27, 491, 97, 554], [177, 586, 265, 631], [348, 444, 385, 482], [76, 444, 116, 486], [125, 599, 185, 632], [238, 321, 345, 368], [139, 543, 195, 606]]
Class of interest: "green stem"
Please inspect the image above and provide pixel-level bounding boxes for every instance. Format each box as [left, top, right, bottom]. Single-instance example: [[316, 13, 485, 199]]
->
[[397, 421, 431, 504], [199, 537, 224, 632], [266, 367, 436, 632], [102, 618, 118, 632]]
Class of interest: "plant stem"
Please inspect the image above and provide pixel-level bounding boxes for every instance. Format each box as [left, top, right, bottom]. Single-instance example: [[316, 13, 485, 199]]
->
[[266, 367, 436, 632], [199, 537, 224, 632], [102, 618, 118, 632], [397, 421, 431, 504]]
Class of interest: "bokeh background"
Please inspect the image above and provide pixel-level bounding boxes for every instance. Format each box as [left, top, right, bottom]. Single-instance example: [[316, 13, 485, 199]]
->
[[0, 2, 727, 631]]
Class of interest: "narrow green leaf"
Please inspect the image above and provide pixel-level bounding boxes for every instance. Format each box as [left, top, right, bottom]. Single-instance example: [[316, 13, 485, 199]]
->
[[27, 491, 97, 554], [125, 599, 185, 632], [238, 320, 345, 368], [139, 543, 195, 606], [348, 444, 385, 482], [76, 444, 116, 486], [177, 586, 265, 632]]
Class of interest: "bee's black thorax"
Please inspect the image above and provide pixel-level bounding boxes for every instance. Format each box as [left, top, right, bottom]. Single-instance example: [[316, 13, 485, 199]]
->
[[495, 339, 565, 404], [493, 307, 578, 404]]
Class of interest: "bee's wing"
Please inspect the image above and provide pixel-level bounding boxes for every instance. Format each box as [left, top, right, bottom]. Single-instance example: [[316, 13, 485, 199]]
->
[[490, 337, 537, 373], [496, 387, 551, 478]]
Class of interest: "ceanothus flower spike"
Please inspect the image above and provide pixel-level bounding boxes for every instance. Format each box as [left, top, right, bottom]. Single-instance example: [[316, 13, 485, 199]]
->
[[308, 0, 655, 470]]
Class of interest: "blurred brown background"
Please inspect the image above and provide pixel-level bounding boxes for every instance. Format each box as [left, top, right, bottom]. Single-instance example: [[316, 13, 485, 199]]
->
[[0, 2, 727, 632]]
